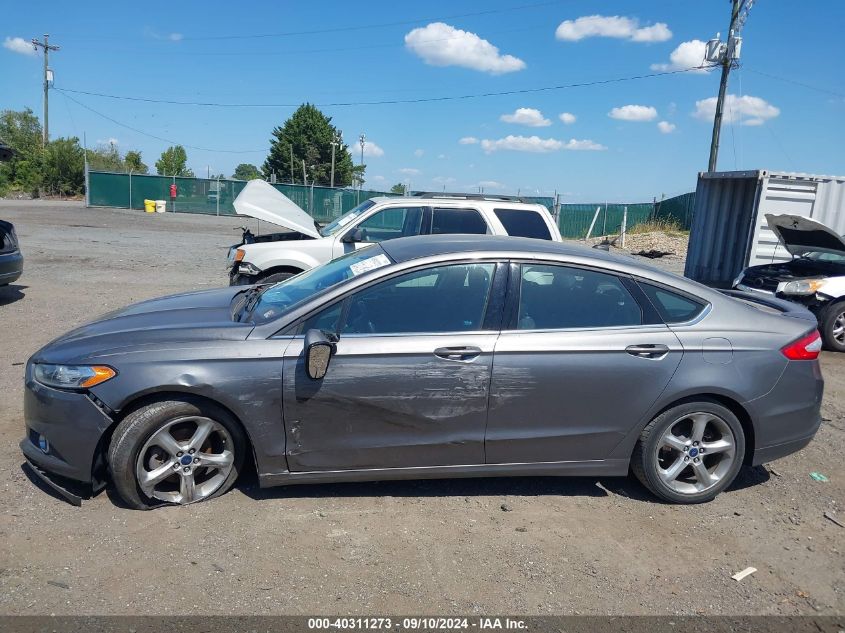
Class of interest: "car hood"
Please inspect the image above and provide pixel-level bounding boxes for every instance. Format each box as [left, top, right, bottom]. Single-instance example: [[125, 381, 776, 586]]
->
[[766, 213, 845, 257], [32, 287, 253, 364], [233, 179, 321, 239]]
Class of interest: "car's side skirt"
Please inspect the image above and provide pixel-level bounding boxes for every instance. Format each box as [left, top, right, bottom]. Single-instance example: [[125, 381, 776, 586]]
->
[[258, 459, 629, 488]]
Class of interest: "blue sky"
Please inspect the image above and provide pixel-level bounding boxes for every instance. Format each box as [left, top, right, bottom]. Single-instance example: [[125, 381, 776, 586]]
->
[[3, 0, 844, 202]]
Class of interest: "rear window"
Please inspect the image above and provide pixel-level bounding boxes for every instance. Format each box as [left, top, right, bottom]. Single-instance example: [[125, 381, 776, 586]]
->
[[431, 208, 487, 235], [639, 283, 706, 323], [494, 208, 552, 240]]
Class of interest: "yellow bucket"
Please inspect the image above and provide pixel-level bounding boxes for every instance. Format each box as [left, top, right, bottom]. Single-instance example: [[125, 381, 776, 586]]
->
[[144, 199, 156, 213]]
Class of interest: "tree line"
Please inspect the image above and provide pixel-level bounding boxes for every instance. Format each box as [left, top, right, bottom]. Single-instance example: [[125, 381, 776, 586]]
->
[[0, 103, 373, 198]]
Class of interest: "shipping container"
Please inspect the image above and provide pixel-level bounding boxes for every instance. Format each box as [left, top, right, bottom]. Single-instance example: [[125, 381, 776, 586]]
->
[[684, 170, 845, 287]]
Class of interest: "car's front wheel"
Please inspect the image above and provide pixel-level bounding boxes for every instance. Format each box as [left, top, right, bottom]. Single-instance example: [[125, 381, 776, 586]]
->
[[107, 399, 245, 510], [820, 300, 845, 352], [631, 400, 745, 504]]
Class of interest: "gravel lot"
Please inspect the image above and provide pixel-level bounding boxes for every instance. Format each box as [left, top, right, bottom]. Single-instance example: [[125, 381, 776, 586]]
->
[[0, 200, 842, 616]]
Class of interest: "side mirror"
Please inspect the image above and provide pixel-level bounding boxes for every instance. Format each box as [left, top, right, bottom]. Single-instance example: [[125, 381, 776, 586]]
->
[[341, 227, 365, 243], [304, 329, 338, 380]]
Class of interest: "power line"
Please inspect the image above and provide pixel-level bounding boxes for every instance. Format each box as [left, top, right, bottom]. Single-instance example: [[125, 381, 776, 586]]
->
[[60, 91, 268, 154], [744, 67, 845, 98], [55, 66, 708, 109]]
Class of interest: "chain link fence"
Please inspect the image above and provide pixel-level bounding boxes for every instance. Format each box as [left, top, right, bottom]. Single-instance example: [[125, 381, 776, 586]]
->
[[86, 171, 694, 238]]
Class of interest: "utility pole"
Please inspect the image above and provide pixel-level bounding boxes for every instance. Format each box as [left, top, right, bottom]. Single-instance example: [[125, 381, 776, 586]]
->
[[31, 34, 60, 146], [330, 130, 341, 188], [289, 144, 294, 184], [707, 0, 746, 172]]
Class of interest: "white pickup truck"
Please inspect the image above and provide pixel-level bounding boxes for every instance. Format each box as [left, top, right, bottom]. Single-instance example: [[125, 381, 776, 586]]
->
[[228, 179, 562, 286]]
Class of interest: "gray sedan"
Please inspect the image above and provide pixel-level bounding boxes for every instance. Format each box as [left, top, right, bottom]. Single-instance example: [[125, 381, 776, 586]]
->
[[21, 235, 823, 508]]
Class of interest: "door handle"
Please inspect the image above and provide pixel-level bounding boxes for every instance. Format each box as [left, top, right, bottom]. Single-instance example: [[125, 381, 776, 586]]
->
[[625, 344, 670, 359], [433, 346, 482, 362]]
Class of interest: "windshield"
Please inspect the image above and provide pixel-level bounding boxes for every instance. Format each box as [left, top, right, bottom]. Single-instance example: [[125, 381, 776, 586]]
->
[[320, 199, 376, 237], [802, 250, 845, 263], [244, 245, 392, 324]]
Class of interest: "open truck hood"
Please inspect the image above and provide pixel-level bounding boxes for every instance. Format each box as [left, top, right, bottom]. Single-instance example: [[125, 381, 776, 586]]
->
[[766, 213, 845, 258], [233, 179, 321, 239]]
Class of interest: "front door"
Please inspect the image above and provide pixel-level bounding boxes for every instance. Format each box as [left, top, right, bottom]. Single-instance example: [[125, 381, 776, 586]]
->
[[486, 262, 683, 464], [282, 261, 502, 471], [332, 205, 426, 258]]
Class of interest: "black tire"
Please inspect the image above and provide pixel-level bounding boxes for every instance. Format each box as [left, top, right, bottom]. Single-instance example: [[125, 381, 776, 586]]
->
[[107, 398, 246, 510], [260, 270, 297, 284], [631, 400, 745, 504], [819, 300, 845, 352]]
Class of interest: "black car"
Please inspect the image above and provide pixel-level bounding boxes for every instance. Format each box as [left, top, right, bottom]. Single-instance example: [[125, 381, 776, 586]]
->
[[0, 219, 23, 286]]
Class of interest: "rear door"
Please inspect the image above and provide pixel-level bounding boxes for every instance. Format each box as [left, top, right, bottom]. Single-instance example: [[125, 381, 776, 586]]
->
[[486, 262, 683, 464]]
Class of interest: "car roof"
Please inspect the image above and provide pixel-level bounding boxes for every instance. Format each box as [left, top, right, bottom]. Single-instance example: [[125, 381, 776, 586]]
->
[[376, 196, 544, 209], [380, 234, 630, 265]]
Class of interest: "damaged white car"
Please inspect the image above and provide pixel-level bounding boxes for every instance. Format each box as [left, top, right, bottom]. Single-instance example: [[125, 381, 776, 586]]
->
[[227, 179, 561, 286], [734, 213, 845, 351]]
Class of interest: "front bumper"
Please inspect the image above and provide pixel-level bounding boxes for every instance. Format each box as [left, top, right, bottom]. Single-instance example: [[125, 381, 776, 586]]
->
[[0, 250, 23, 285], [21, 375, 114, 486]]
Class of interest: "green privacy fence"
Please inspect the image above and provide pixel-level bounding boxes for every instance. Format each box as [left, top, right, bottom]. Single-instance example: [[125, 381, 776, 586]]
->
[[555, 192, 695, 239], [87, 171, 694, 237], [87, 171, 399, 223]]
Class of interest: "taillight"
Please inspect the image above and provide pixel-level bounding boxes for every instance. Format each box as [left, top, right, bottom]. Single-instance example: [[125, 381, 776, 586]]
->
[[781, 330, 822, 360]]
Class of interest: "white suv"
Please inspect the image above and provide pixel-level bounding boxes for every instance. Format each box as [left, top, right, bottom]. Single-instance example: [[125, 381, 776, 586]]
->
[[228, 179, 561, 286]]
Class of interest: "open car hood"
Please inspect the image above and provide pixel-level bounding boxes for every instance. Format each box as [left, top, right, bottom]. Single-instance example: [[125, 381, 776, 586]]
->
[[233, 179, 321, 239], [765, 213, 845, 258]]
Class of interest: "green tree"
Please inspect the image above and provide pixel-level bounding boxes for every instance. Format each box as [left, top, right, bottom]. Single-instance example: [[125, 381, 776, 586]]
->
[[390, 183, 406, 194], [155, 145, 193, 177], [124, 150, 148, 174], [42, 137, 85, 196], [0, 108, 44, 196], [87, 141, 123, 172], [232, 163, 261, 181], [351, 164, 366, 189], [262, 103, 353, 186]]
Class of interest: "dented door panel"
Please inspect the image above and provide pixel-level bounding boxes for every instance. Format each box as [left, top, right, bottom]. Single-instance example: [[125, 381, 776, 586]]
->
[[282, 333, 497, 471]]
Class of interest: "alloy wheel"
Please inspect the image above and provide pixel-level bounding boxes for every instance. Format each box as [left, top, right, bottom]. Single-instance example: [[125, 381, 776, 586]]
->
[[833, 310, 845, 345], [655, 412, 737, 495], [135, 416, 235, 505]]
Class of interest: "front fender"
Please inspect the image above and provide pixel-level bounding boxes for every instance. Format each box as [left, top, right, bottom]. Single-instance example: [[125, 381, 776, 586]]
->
[[239, 242, 329, 273]]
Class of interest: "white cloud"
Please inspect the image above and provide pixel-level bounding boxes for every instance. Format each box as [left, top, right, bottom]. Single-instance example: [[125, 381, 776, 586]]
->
[[477, 180, 506, 190], [459, 136, 479, 145], [168, 33, 183, 41], [657, 121, 676, 134], [404, 22, 526, 75], [398, 167, 421, 176], [359, 140, 385, 157], [413, 148, 424, 157], [555, 15, 672, 43], [500, 107, 551, 127], [609, 105, 658, 121], [651, 39, 710, 73], [432, 176, 457, 184], [480, 135, 606, 153], [3, 36, 36, 56], [97, 137, 120, 146], [559, 112, 577, 125], [437, 154, 447, 159], [693, 94, 780, 126]]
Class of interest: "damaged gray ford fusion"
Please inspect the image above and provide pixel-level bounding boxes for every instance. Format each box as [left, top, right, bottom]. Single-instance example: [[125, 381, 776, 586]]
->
[[21, 234, 824, 509]]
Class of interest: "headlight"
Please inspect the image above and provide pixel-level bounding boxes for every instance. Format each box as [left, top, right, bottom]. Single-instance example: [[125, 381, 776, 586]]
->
[[777, 278, 826, 296], [34, 364, 116, 390]]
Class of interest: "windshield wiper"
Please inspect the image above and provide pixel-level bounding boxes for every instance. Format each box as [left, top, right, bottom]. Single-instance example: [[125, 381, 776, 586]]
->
[[236, 286, 266, 322]]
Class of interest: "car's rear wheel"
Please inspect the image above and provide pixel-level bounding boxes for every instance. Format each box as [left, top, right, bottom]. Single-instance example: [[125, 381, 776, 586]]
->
[[107, 399, 245, 510], [820, 300, 845, 352], [631, 401, 745, 504]]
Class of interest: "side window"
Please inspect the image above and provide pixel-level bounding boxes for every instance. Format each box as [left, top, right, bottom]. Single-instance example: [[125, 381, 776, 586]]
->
[[343, 263, 496, 334], [355, 207, 424, 242], [516, 264, 642, 330], [431, 208, 488, 235], [494, 208, 552, 240], [639, 283, 706, 323]]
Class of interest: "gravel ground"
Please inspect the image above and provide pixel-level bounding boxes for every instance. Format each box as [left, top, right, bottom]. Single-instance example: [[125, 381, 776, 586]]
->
[[0, 200, 842, 616]]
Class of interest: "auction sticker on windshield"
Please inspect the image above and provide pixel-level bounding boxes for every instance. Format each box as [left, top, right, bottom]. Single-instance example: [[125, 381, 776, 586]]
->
[[349, 253, 391, 276]]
